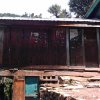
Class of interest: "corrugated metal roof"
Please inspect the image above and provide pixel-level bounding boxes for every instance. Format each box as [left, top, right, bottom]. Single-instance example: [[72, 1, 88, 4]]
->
[[0, 17, 100, 28], [0, 17, 100, 23]]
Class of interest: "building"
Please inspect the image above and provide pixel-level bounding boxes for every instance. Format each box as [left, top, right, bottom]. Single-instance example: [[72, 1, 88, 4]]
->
[[0, 17, 100, 100], [85, 0, 100, 19]]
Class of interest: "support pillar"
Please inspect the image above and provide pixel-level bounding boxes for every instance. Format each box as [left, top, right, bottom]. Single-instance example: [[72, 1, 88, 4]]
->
[[66, 28, 70, 66], [96, 28, 100, 68], [82, 29, 85, 67], [12, 76, 25, 100]]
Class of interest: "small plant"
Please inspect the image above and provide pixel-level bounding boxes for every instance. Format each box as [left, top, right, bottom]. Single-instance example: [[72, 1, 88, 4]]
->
[[4, 77, 13, 100]]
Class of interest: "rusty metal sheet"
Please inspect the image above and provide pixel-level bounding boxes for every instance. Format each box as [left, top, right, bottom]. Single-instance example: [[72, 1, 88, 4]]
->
[[12, 78, 25, 100]]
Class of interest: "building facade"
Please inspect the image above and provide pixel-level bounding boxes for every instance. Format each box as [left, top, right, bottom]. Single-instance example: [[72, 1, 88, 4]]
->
[[0, 18, 100, 100]]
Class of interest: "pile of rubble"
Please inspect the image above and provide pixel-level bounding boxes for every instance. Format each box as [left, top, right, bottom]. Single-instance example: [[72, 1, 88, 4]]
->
[[40, 75, 100, 100], [40, 89, 75, 100]]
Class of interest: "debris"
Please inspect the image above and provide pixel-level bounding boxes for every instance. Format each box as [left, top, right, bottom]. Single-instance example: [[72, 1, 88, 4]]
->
[[40, 75, 100, 100], [86, 83, 100, 88], [88, 76, 100, 82]]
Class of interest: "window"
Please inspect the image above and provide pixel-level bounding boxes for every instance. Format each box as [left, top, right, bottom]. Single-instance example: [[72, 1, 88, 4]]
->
[[69, 28, 84, 66]]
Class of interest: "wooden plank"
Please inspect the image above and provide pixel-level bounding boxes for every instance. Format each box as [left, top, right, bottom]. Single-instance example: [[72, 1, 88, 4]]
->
[[82, 29, 85, 67], [0, 68, 100, 78], [0, 29, 4, 66], [66, 28, 70, 66], [12, 77, 25, 100], [84, 28, 99, 67], [3, 28, 11, 67], [96, 28, 100, 68]]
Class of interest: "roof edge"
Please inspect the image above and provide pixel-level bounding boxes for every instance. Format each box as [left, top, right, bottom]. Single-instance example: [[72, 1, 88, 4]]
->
[[0, 17, 100, 22]]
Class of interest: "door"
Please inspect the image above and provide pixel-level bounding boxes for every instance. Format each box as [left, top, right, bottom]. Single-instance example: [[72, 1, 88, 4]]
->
[[13, 78, 25, 100], [25, 77, 39, 100], [84, 28, 99, 67]]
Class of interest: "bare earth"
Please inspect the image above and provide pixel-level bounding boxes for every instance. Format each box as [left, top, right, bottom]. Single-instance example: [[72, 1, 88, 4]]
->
[[40, 75, 100, 100]]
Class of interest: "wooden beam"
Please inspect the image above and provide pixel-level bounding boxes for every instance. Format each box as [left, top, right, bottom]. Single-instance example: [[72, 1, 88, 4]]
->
[[0, 69, 100, 77], [57, 24, 100, 27], [12, 77, 25, 100], [82, 29, 85, 67], [96, 28, 100, 68], [66, 28, 70, 66]]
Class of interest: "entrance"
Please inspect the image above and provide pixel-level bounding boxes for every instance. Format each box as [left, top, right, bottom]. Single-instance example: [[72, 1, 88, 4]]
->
[[69, 28, 84, 66], [84, 28, 99, 67], [25, 76, 39, 100]]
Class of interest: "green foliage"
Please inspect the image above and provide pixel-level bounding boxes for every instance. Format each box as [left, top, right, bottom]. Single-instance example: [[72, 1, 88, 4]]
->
[[21, 12, 28, 17], [48, 4, 71, 18], [32, 13, 42, 18], [48, 4, 61, 18], [0, 13, 20, 17], [0, 12, 42, 18], [59, 9, 71, 18], [69, 0, 93, 17], [4, 78, 13, 100]]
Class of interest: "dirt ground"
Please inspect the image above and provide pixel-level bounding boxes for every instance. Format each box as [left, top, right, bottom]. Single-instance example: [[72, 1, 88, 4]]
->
[[40, 75, 100, 100], [63, 87, 100, 100]]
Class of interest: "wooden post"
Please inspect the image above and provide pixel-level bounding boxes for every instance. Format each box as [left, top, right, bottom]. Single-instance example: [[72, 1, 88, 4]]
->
[[82, 29, 85, 67], [0, 28, 4, 66], [66, 28, 70, 66], [96, 28, 100, 68], [12, 76, 25, 100]]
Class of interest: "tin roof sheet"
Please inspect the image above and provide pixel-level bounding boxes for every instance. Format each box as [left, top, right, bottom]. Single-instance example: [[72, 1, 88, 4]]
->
[[0, 17, 100, 23]]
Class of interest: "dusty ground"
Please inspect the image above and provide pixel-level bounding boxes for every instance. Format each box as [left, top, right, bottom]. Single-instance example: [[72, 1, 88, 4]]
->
[[40, 75, 100, 100], [68, 88, 100, 100]]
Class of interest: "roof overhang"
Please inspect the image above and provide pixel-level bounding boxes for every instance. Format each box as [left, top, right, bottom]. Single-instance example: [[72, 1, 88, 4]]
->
[[0, 17, 100, 27]]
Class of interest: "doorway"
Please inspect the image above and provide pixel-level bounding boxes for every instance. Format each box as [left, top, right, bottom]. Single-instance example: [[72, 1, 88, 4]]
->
[[84, 28, 99, 67], [25, 76, 39, 100], [69, 28, 84, 66]]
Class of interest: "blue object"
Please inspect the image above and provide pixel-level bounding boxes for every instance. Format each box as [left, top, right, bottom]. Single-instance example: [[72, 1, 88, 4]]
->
[[25, 76, 39, 100]]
